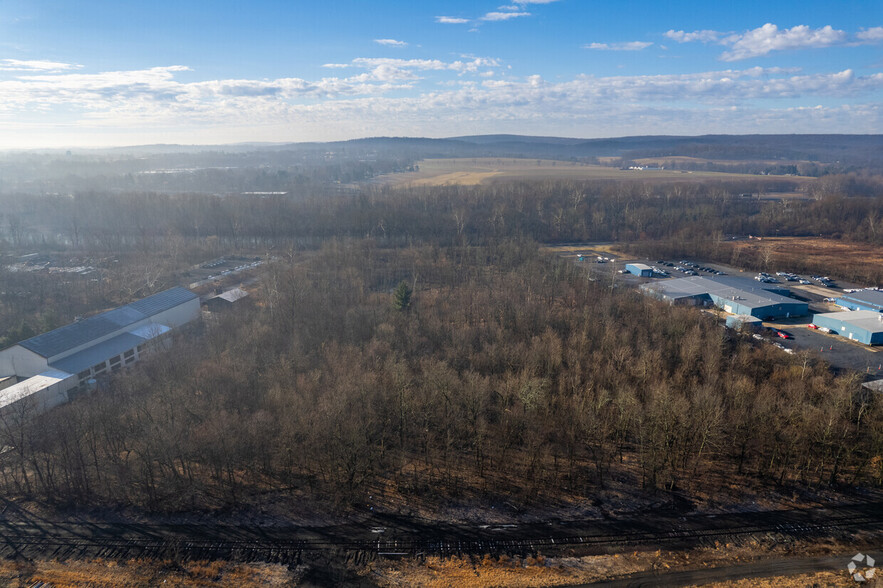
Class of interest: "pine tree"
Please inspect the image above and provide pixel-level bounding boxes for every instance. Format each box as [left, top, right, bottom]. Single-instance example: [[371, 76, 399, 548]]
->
[[392, 280, 412, 311]]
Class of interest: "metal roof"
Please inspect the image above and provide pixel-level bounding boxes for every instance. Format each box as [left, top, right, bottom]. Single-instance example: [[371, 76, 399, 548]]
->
[[0, 369, 73, 411], [214, 287, 249, 303], [641, 276, 800, 309], [128, 323, 171, 340], [837, 290, 883, 311], [812, 310, 883, 334], [128, 287, 198, 316], [49, 332, 146, 375], [16, 287, 196, 359]]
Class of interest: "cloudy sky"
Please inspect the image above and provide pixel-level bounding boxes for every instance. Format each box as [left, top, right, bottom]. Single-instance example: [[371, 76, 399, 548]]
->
[[0, 0, 881, 147]]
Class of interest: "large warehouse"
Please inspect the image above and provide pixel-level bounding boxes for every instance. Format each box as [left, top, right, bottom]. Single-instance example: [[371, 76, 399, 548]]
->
[[812, 310, 883, 346], [0, 287, 199, 418], [640, 275, 808, 319], [835, 290, 883, 313]]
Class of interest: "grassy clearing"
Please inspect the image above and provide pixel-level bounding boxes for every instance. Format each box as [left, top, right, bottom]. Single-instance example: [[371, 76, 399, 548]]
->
[[376, 158, 811, 186]]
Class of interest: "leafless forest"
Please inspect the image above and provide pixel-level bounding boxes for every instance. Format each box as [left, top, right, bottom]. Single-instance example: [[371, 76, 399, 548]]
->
[[0, 149, 882, 514]]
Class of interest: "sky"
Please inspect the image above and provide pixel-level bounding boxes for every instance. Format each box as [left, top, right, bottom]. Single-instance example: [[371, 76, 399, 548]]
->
[[0, 0, 881, 147]]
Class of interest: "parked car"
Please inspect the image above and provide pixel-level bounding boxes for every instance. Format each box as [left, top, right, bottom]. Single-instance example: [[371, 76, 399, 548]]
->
[[807, 324, 819, 329], [776, 331, 793, 339]]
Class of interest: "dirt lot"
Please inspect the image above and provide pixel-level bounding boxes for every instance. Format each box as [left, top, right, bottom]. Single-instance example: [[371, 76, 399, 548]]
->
[[374, 158, 814, 187]]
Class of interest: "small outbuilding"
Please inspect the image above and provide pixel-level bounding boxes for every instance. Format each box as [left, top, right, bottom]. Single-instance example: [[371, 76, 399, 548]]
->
[[811, 310, 883, 345], [203, 287, 250, 312], [625, 263, 653, 277], [726, 314, 763, 330]]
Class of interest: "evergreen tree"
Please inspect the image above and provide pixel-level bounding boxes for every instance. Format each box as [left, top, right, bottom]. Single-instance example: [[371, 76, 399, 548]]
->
[[392, 280, 412, 311]]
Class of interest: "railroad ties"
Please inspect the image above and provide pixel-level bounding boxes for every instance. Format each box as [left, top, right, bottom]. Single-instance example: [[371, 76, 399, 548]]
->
[[0, 503, 879, 563]]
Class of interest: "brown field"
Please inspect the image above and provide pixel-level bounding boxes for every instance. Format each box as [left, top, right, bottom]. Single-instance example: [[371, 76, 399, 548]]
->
[[731, 237, 883, 286], [374, 158, 814, 186], [632, 156, 811, 167]]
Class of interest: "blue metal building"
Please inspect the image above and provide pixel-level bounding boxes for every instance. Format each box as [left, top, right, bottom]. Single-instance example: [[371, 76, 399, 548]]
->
[[812, 310, 883, 345], [625, 263, 653, 277], [836, 290, 883, 313], [640, 275, 808, 319]]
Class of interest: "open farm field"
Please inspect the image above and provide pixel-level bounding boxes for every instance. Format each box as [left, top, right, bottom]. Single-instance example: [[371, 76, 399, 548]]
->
[[375, 158, 815, 186], [632, 156, 811, 167]]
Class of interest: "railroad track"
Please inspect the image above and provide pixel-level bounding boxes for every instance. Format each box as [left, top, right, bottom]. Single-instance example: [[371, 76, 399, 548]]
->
[[0, 503, 880, 562]]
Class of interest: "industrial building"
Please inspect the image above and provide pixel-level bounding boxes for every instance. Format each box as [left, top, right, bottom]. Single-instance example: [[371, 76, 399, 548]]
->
[[835, 290, 883, 313], [625, 263, 653, 277], [0, 287, 200, 418], [811, 310, 883, 346], [640, 275, 808, 320]]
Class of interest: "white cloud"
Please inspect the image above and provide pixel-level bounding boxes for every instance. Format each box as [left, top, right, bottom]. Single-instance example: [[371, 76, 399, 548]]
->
[[721, 24, 847, 61], [0, 59, 83, 72], [481, 11, 530, 21], [857, 27, 883, 42], [435, 16, 469, 24], [665, 24, 881, 60], [374, 39, 407, 47], [3, 60, 883, 146], [348, 57, 501, 73], [665, 30, 722, 43], [585, 41, 653, 51]]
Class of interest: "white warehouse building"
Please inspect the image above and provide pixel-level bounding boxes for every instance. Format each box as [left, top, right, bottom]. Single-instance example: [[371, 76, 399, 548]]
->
[[0, 287, 199, 418]]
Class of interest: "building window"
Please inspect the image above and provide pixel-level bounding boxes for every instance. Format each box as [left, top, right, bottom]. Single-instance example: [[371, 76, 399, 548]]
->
[[110, 355, 121, 367], [91, 362, 106, 373], [124, 349, 135, 359], [78, 370, 90, 380]]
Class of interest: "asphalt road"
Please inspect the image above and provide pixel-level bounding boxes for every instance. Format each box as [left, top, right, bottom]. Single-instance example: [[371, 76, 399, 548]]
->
[[581, 553, 870, 587]]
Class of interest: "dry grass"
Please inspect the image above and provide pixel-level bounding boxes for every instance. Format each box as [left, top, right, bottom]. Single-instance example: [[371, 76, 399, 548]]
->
[[0, 559, 297, 587], [372, 537, 869, 588], [374, 158, 807, 186], [731, 237, 883, 285], [632, 156, 811, 167]]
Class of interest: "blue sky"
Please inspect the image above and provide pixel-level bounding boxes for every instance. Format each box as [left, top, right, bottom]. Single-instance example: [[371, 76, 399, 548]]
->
[[0, 0, 881, 147]]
